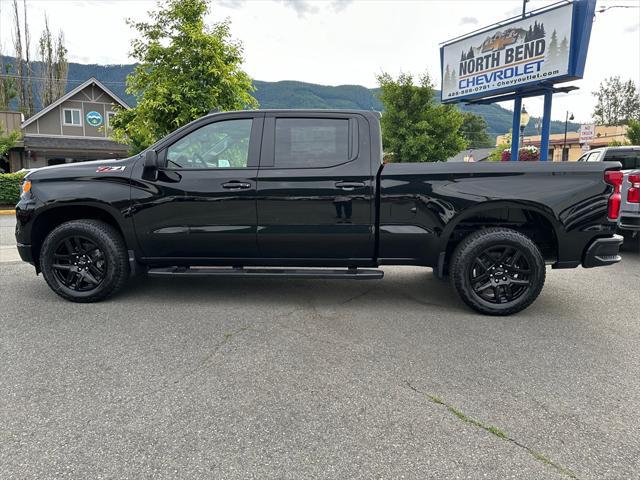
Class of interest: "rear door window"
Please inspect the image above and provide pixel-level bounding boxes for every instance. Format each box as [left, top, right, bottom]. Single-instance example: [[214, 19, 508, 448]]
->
[[274, 118, 350, 168]]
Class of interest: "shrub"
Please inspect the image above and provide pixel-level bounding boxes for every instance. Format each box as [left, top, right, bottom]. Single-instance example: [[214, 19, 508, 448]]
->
[[501, 145, 540, 161], [0, 173, 26, 205]]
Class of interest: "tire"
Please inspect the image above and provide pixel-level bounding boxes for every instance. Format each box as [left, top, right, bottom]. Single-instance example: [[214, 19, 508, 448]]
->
[[40, 219, 129, 302], [449, 228, 546, 316]]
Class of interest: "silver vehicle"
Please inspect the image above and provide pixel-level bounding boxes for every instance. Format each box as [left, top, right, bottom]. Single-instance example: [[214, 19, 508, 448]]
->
[[578, 146, 640, 250], [619, 170, 640, 250]]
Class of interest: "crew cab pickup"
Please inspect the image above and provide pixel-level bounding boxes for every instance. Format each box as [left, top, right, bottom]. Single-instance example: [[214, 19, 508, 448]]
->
[[15, 110, 624, 315]]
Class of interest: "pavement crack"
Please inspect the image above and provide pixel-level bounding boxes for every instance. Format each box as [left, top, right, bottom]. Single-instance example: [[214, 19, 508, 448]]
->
[[130, 326, 251, 402], [405, 381, 580, 480], [340, 288, 375, 305]]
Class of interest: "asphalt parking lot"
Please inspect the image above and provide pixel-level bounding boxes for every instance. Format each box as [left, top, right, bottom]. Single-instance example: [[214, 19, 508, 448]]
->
[[1, 215, 639, 479]]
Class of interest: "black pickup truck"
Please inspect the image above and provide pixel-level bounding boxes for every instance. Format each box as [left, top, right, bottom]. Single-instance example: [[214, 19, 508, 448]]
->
[[15, 110, 624, 315]]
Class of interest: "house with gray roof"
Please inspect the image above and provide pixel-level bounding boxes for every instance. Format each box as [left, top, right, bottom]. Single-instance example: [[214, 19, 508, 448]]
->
[[8, 77, 130, 171]]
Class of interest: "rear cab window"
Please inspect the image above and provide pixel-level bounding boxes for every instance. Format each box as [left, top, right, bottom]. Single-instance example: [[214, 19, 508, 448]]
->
[[273, 117, 355, 168], [604, 150, 640, 170]]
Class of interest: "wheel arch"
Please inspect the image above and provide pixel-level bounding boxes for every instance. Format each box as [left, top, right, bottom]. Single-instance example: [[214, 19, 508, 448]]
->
[[438, 201, 561, 273], [30, 203, 133, 268]]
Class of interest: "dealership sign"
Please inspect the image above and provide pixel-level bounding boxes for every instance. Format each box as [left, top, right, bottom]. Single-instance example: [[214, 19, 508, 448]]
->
[[441, 1, 594, 103]]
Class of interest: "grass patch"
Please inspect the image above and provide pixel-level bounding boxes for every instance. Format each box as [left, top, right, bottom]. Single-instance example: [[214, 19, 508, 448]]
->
[[406, 381, 579, 479]]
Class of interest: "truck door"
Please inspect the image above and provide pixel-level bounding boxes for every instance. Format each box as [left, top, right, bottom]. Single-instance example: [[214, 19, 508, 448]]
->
[[256, 113, 375, 262], [131, 114, 263, 259]]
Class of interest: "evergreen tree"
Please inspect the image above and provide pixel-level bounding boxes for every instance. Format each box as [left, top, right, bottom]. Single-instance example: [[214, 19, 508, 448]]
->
[[559, 36, 568, 64], [547, 29, 559, 65]]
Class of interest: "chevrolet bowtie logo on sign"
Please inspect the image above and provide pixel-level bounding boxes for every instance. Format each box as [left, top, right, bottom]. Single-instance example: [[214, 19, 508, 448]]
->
[[441, 1, 580, 103]]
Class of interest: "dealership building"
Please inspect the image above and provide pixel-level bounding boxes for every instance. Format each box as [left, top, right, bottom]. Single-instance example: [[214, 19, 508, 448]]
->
[[4, 77, 130, 172]]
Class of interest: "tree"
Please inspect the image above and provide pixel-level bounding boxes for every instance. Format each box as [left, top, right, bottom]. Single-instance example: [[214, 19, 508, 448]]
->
[[0, 124, 21, 172], [626, 119, 640, 145], [460, 112, 492, 148], [592, 76, 640, 125], [0, 63, 19, 109], [547, 30, 559, 65], [376, 72, 465, 162], [11, 0, 35, 117], [559, 36, 568, 62], [110, 0, 258, 153], [37, 15, 68, 108]]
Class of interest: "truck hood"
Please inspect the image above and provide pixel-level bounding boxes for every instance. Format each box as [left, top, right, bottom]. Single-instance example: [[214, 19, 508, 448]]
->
[[26, 157, 136, 180]]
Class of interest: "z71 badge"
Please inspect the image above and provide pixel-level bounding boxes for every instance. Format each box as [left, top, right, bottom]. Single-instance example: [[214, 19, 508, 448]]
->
[[96, 166, 126, 173]]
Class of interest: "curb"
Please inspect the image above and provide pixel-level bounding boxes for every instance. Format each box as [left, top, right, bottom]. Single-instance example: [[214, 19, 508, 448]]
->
[[0, 210, 16, 215]]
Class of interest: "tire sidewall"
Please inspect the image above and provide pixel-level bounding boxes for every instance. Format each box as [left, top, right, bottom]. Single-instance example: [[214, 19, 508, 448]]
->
[[40, 221, 125, 301], [452, 229, 546, 315]]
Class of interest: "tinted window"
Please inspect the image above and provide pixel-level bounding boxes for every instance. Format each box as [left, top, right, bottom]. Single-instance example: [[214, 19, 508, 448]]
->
[[605, 153, 640, 170], [166, 119, 252, 169], [274, 118, 349, 168]]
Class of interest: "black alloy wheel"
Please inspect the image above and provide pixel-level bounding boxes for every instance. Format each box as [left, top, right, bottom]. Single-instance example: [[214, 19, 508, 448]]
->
[[40, 219, 129, 302], [469, 245, 531, 305], [51, 235, 107, 292], [450, 228, 546, 315]]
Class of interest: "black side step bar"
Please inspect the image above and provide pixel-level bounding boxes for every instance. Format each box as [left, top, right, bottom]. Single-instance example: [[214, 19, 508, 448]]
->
[[147, 266, 384, 280]]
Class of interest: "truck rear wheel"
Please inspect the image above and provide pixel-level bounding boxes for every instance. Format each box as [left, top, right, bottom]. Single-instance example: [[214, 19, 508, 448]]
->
[[40, 220, 129, 303], [449, 228, 546, 316]]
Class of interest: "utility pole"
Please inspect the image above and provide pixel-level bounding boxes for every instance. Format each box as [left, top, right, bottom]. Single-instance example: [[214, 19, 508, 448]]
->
[[522, 0, 529, 17]]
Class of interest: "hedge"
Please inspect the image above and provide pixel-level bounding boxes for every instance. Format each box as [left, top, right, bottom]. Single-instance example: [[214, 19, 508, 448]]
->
[[0, 173, 26, 206]]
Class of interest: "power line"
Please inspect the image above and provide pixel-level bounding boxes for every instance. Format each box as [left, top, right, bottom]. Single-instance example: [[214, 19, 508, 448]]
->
[[0, 73, 128, 86], [597, 5, 640, 13]]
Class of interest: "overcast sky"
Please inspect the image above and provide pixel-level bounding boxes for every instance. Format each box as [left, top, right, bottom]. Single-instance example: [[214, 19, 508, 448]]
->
[[0, 0, 639, 123]]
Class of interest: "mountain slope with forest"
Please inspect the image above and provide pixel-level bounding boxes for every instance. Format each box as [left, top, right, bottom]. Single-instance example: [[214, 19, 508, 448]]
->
[[1, 56, 579, 138]]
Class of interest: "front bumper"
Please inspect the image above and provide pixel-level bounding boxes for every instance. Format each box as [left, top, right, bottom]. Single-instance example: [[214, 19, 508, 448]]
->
[[16, 243, 34, 264], [582, 235, 623, 268]]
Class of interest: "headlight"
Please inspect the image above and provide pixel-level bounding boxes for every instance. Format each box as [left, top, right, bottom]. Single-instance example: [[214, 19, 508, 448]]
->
[[21, 180, 32, 196]]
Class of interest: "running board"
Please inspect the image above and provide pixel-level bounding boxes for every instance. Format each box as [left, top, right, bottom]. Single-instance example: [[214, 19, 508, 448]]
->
[[147, 266, 384, 280]]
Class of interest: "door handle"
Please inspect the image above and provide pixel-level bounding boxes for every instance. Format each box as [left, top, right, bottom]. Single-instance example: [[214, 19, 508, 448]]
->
[[222, 181, 252, 190], [335, 181, 365, 191]]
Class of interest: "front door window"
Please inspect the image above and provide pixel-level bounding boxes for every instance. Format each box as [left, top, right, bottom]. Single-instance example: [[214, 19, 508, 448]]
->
[[166, 119, 253, 169]]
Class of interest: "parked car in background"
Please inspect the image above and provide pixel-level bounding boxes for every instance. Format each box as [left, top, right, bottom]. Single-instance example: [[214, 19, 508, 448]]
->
[[577, 145, 640, 169], [578, 146, 640, 251], [619, 170, 640, 251]]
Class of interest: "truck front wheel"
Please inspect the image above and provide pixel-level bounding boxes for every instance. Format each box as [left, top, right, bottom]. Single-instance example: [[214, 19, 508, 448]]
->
[[40, 220, 130, 303], [449, 228, 546, 316]]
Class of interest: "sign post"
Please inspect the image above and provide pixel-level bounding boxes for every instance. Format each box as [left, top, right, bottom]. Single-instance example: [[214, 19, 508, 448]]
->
[[440, 0, 596, 161]]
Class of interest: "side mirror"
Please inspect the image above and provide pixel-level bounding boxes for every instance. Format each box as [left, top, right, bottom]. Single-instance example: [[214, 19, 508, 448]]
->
[[142, 149, 159, 181], [144, 149, 158, 168]]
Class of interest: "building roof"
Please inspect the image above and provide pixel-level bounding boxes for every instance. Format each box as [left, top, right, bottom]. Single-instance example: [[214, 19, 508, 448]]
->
[[23, 135, 129, 153], [21, 77, 130, 129], [447, 147, 494, 162]]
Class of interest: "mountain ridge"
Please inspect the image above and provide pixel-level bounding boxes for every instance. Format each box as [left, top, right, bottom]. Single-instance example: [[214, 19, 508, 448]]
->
[[1, 56, 580, 138]]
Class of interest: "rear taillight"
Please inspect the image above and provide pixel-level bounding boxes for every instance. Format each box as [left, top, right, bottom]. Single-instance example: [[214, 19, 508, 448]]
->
[[628, 174, 640, 204], [604, 171, 624, 220]]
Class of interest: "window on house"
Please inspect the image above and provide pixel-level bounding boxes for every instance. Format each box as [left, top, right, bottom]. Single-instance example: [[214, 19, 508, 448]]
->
[[63, 108, 81, 126], [106, 111, 116, 129]]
